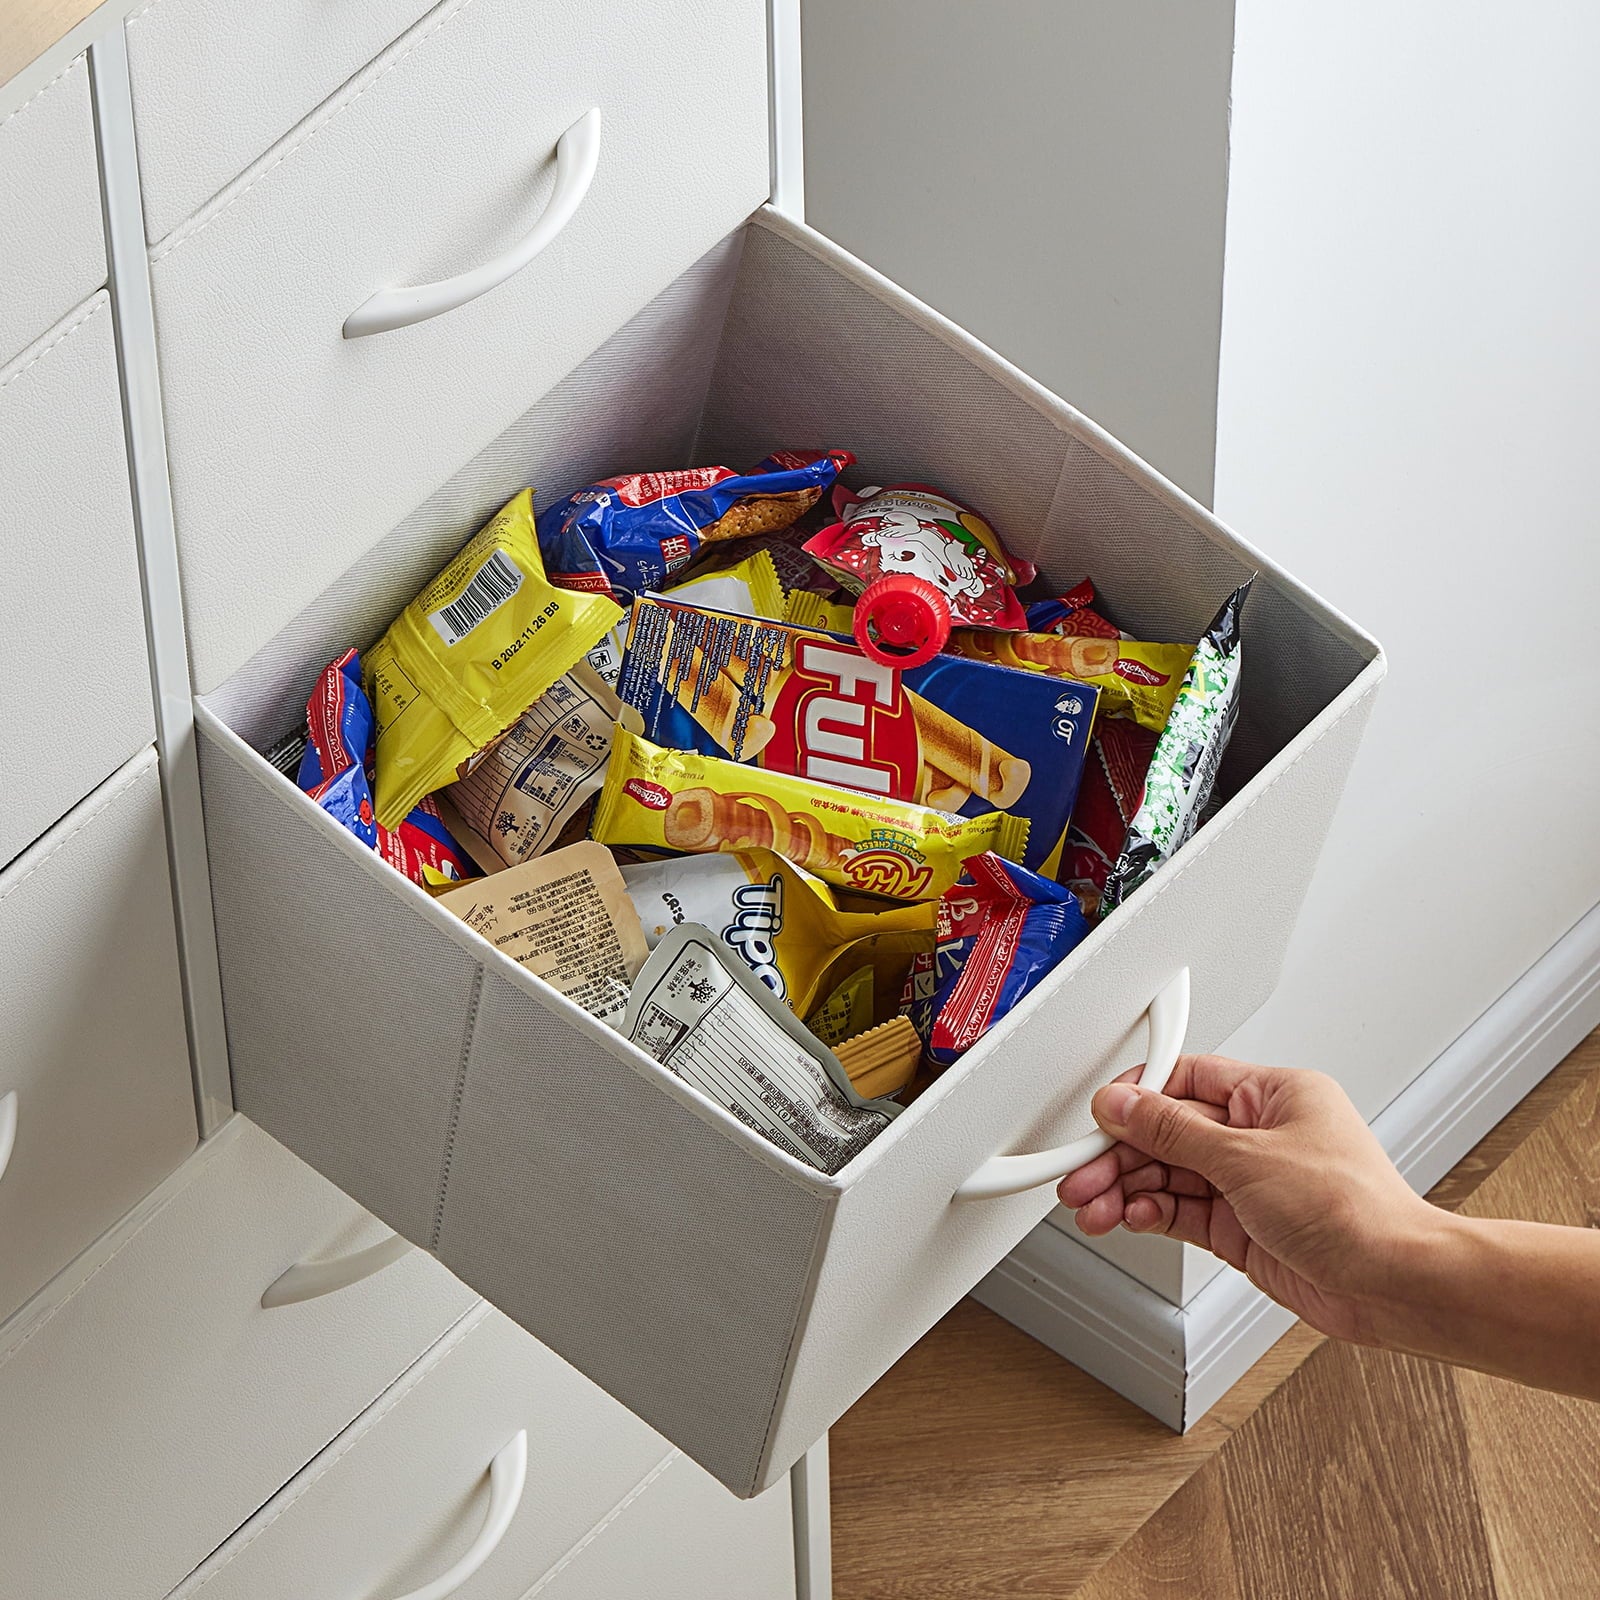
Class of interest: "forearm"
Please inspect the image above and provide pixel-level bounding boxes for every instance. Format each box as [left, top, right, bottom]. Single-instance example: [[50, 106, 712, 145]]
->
[[1372, 1207, 1600, 1399]]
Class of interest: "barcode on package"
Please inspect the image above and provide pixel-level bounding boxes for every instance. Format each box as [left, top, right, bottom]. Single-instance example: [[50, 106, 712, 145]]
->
[[428, 548, 524, 646]]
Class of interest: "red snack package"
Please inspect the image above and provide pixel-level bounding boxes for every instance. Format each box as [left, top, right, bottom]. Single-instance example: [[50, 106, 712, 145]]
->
[[1061, 714, 1159, 918], [1023, 576, 1120, 639], [803, 483, 1034, 666]]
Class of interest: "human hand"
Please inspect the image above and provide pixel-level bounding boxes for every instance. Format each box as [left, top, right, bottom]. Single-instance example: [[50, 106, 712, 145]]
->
[[1056, 1056, 1442, 1344]]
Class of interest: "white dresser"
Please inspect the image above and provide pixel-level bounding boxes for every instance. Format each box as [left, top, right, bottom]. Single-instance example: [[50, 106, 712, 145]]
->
[[0, 1, 1381, 1594]]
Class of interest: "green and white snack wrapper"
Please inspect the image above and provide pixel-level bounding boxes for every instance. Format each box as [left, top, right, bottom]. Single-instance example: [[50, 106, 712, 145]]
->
[[1100, 581, 1251, 911]]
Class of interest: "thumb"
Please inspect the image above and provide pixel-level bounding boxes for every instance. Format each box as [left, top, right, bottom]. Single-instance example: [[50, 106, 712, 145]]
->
[[1092, 1082, 1234, 1176]]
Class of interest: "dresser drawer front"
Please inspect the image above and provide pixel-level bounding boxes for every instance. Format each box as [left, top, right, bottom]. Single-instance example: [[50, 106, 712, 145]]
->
[[170, 1308, 690, 1600], [126, 0, 438, 243], [149, 0, 769, 695], [197, 211, 1384, 1499], [0, 1118, 478, 1600], [0, 292, 157, 865], [0, 54, 105, 368], [0, 750, 195, 1326]]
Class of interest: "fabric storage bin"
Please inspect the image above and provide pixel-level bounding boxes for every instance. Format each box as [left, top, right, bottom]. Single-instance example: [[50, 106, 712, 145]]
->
[[0, 292, 156, 867], [195, 209, 1385, 1498], [0, 1115, 477, 1600], [146, 0, 769, 695], [168, 1304, 791, 1600], [126, 0, 441, 244], [0, 53, 106, 369], [0, 749, 196, 1327]]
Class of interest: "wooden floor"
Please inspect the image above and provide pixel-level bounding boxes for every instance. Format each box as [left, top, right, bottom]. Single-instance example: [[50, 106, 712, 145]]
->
[[831, 1034, 1600, 1599]]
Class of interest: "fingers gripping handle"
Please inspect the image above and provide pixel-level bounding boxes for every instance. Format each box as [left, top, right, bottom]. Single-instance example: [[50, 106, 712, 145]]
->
[[952, 967, 1191, 1202], [385, 1431, 528, 1600], [343, 108, 602, 338]]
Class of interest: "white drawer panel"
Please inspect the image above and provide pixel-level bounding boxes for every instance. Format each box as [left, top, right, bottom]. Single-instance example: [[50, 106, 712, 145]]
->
[[126, 0, 438, 243], [172, 1307, 696, 1600], [0, 53, 105, 367], [148, 0, 769, 694], [534, 1455, 795, 1600], [0, 749, 194, 1325], [195, 210, 1385, 1499], [0, 292, 156, 866], [0, 1117, 478, 1600]]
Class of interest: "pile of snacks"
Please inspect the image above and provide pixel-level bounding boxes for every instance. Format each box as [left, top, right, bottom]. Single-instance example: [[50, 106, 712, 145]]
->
[[279, 452, 1250, 1175]]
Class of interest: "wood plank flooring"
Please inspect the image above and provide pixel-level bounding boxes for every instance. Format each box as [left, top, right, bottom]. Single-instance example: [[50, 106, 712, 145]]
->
[[831, 1035, 1600, 1598]]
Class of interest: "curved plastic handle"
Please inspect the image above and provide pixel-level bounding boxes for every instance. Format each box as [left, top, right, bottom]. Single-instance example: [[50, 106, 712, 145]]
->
[[343, 107, 602, 339], [0, 1092, 16, 1186], [260, 1230, 413, 1310], [952, 967, 1191, 1202], [385, 1431, 528, 1600]]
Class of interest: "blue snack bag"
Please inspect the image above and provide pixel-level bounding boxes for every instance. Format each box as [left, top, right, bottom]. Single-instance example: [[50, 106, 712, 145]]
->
[[536, 449, 853, 603], [297, 648, 474, 886], [917, 853, 1092, 1066]]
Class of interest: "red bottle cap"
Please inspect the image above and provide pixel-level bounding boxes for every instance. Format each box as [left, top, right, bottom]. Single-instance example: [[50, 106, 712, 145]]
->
[[853, 574, 952, 670]]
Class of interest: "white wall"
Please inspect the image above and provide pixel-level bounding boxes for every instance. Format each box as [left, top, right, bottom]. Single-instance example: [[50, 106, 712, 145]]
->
[[1214, 0, 1600, 1123], [803, 0, 1600, 1305], [800, 0, 1234, 503]]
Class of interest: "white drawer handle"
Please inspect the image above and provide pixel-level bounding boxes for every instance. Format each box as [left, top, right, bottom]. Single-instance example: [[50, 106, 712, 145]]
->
[[0, 1092, 16, 1186], [343, 107, 602, 339], [259, 1230, 413, 1309], [386, 1431, 528, 1600], [952, 967, 1190, 1202]]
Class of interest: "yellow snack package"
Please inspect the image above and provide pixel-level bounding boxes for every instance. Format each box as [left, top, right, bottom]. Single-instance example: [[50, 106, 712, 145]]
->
[[783, 588, 857, 633], [945, 628, 1194, 732], [592, 727, 1029, 901], [834, 1015, 924, 1100], [663, 548, 786, 620], [367, 490, 624, 829], [806, 966, 876, 1047], [617, 847, 934, 1020]]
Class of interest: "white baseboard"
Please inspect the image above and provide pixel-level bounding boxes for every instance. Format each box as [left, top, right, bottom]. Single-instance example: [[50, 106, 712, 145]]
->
[[973, 898, 1600, 1430]]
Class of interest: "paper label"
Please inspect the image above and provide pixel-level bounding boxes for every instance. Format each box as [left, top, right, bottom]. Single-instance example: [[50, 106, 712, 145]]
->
[[624, 926, 896, 1174]]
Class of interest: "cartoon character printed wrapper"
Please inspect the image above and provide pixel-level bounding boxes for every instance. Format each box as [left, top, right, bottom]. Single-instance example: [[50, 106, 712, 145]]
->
[[366, 490, 624, 829], [618, 848, 934, 1021], [944, 627, 1193, 733], [802, 483, 1034, 664], [911, 852, 1093, 1067], [1061, 715, 1160, 918], [297, 648, 474, 888], [615, 595, 1097, 876], [535, 449, 853, 604], [1101, 581, 1251, 911], [591, 727, 1029, 902]]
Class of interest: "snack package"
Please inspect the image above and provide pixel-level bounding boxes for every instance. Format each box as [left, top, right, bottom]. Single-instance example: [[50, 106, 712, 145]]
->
[[682, 522, 839, 602], [438, 841, 648, 1025], [915, 852, 1093, 1067], [619, 848, 934, 1020], [1101, 582, 1251, 911], [592, 727, 1029, 901], [834, 1015, 923, 1100], [296, 648, 474, 888], [1061, 715, 1160, 917], [945, 628, 1192, 732], [616, 595, 1096, 875], [624, 924, 901, 1174], [783, 589, 857, 634], [367, 490, 624, 829], [1023, 577, 1120, 638], [536, 449, 853, 603], [802, 483, 1034, 663], [805, 965, 876, 1046], [438, 661, 620, 873], [662, 548, 786, 620], [584, 624, 628, 691]]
